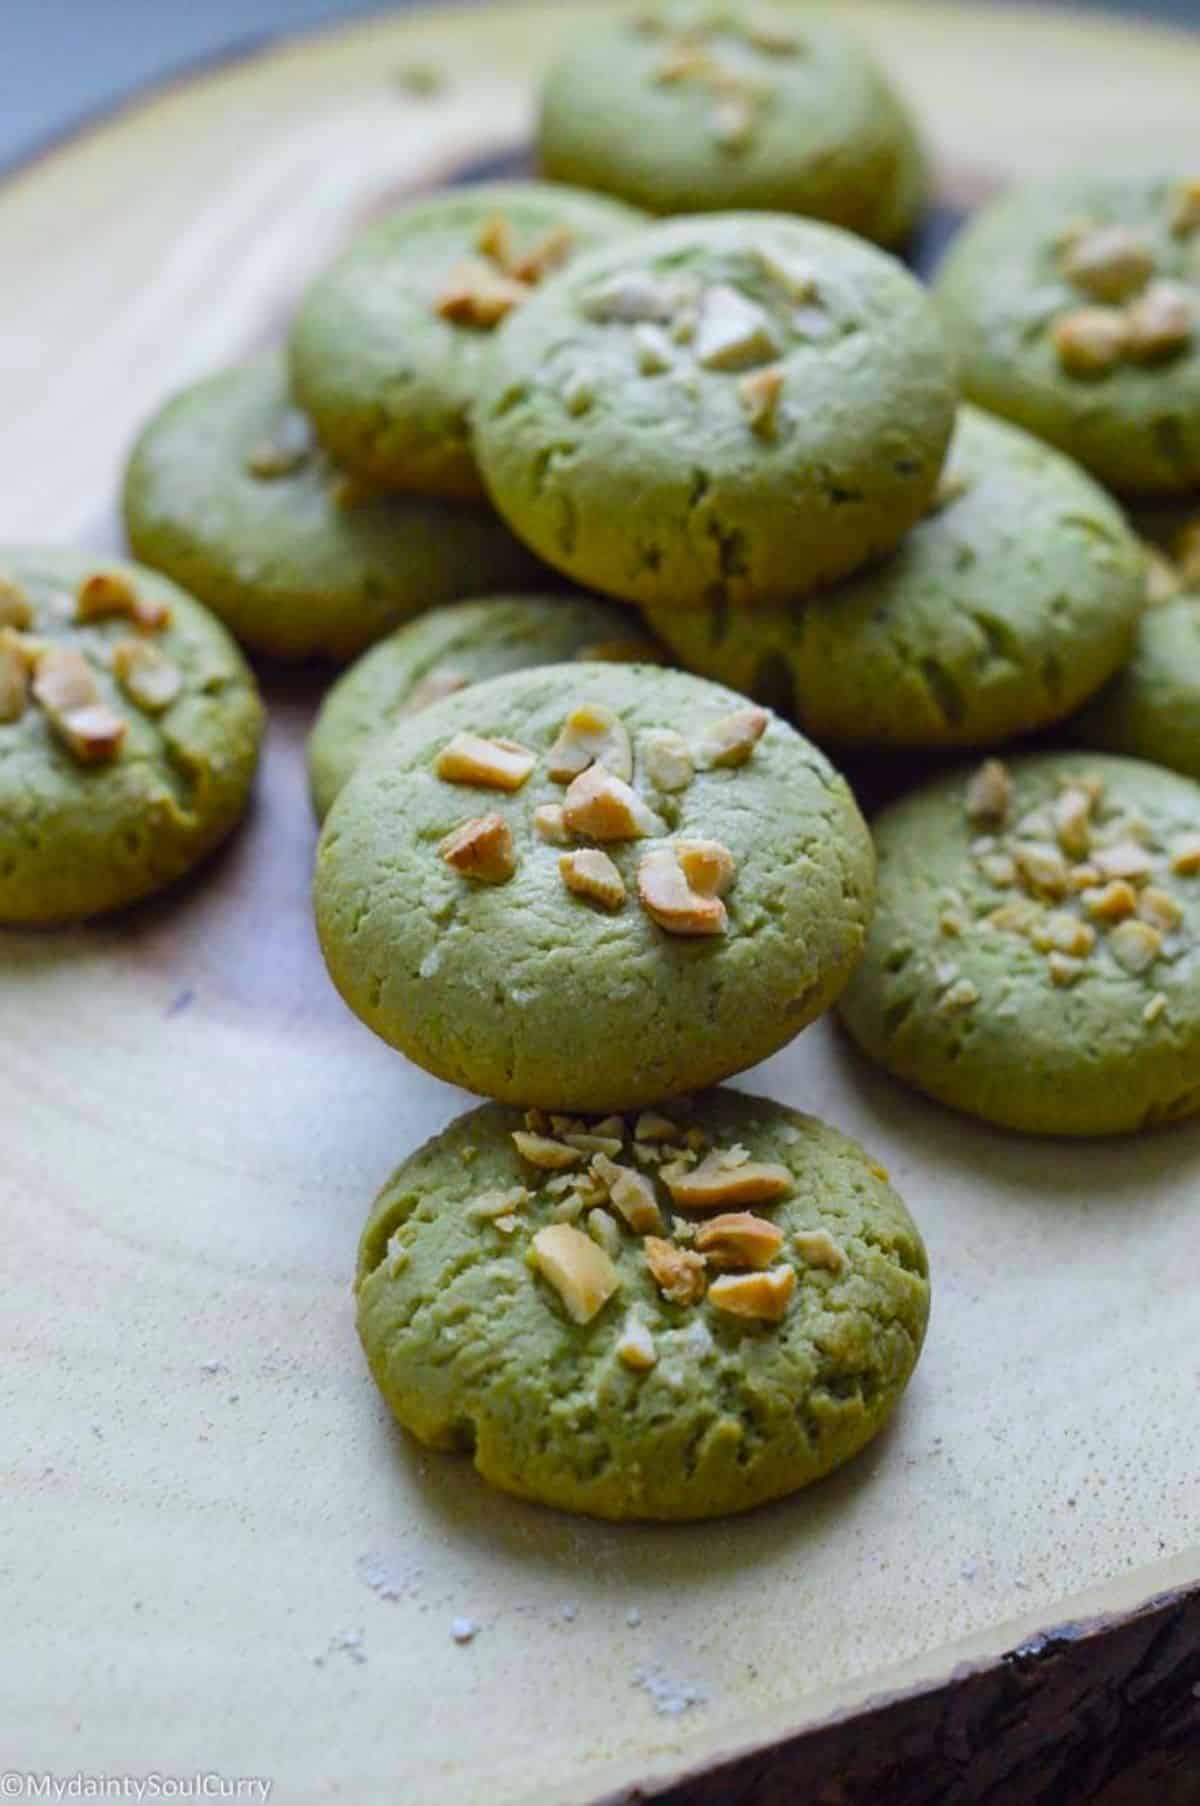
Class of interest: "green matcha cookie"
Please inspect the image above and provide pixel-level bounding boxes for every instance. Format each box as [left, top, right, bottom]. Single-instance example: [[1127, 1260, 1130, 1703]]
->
[[316, 663, 875, 1110], [123, 354, 540, 663], [308, 593, 663, 820], [289, 183, 645, 502], [643, 406, 1145, 747], [356, 1090, 930, 1520], [838, 751, 1200, 1136], [1075, 517, 1200, 779], [537, 2, 926, 248], [0, 548, 263, 925], [474, 213, 956, 608], [937, 174, 1200, 495]]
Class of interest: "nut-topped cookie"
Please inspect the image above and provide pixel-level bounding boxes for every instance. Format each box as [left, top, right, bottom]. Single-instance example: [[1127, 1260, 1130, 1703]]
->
[[307, 593, 664, 820], [643, 406, 1145, 747], [838, 751, 1200, 1135], [123, 353, 540, 663], [937, 175, 1200, 495], [289, 184, 645, 501], [0, 548, 263, 924], [1075, 515, 1200, 780], [355, 1091, 930, 1519], [473, 213, 956, 608], [315, 663, 875, 1110], [537, 2, 926, 247]]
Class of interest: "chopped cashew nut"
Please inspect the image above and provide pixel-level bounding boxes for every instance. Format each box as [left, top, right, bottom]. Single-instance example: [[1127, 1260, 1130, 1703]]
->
[[435, 732, 536, 790], [964, 759, 1011, 824], [643, 1237, 707, 1305], [559, 849, 627, 912], [586, 1208, 623, 1258], [637, 847, 726, 936], [793, 1229, 847, 1272], [693, 284, 780, 370], [639, 729, 694, 792], [616, 1315, 658, 1372], [435, 259, 530, 328], [1013, 841, 1070, 897], [562, 765, 662, 840], [531, 1224, 620, 1324], [1031, 911, 1096, 957], [1170, 179, 1200, 237], [1085, 879, 1138, 922], [635, 1112, 679, 1143], [664, 1150, 792, 1210], [245, 411, 312, 477], [469, 1186, 532, 1222], [1145, 549, 1181, 606], [400, 668, 470, 714], [674, 839, 735, 898], [1060, 224, 1154, 302], [30, 648, 128, 765], [509, 225, 576, 285], [710, 91, 757, 149], [708, 1266, 796, 1322], [694, 1211, 783, 1270], [533, 803, 571, 845], [591, 1153, 663, 1233], [76, 569, 169, 630], [547, 702, 633, 783], [512, 1131, 584, 1170], [1108, 918, 1163, 974], [1092, 842, 1154, 882], [1124, 283, 1194, 363], [1138, 887, 1183, 933], [633, 323, 675, 374], [0, 576, 33, 629], [1053, 307, 1128, 378], [438, 813, 516, 884], [0, 634, 28, 721], [695, 706, 769, 769], [1053, 786, 1094, 857], [737, 365, 784, 435], [1170, 836, 1200, 876], [1048, 952, 1084, 987], [112, 639, 182, 713], [581, 273, 680, 324]]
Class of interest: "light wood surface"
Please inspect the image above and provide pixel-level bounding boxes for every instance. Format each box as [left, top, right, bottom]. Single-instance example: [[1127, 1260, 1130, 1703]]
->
[[4, 4, 1200, 1802]]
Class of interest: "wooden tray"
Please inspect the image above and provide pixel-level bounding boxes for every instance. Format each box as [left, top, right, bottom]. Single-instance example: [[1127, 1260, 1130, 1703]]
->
[[5, 4, 1200, 1800]]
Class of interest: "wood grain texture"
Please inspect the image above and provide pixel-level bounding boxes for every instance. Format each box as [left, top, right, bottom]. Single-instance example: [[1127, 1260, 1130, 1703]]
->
[[4, 6, 1200, 1804]]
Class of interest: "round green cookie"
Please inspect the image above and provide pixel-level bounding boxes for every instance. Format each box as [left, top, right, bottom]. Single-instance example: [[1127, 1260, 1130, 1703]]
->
[[838, 751, 1200, 1136], [537, 2, 926, 248], [0, 548, 263, 925], [307, 593, 664, 821], [474, 213, 956, 608], [1075, 543, 1200, 780], [937, 174, 1200, 495], [316, 662, 875, 1110], [123, 354, 540, 663], [289, 183, 645, 502], [355, 1090, 930, 1520], [643, 406, 1145, 747]]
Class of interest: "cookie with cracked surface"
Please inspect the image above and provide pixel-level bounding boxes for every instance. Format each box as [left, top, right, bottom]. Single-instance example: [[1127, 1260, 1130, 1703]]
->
[[1074, 513, 1200, 780], [643, 406, 1145, 748], [315, 662, 875, 1110], [473, 212, 956, 608], [0, 548, 263, 924], [355, 1090, 930, 1520], [838, 752, 1200, 1136], [123, 353, 541, 663], [937, 174, 1200, 495], [289, 183, 646, 502], [307, 593, 665, 820], [537, 2, 926, 248]]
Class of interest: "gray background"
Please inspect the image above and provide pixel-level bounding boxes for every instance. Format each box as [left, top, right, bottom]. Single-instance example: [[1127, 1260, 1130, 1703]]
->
[[3, 0, 1196, 174]]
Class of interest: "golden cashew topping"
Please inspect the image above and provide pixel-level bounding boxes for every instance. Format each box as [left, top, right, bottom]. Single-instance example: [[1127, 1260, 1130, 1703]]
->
[[643, 1236, 708, 1305], [531, 1224, 620, 1325], [401, 668, 470, 715], [510, 225, 576, 286], [1031, 911, 1096, 957], [1053, 785, 1094, 857], [438, 813, 516, 884], [737, 365, 784, 435], [936, 976, 980, 1015], [694, 1211, 783, 1270], [112, 639, 182, 714], [512, 1130, 585, 1170], [76, 568, 169, 631], [635, 1111, 680, 1143], [637, 846, 727, 937], [586, 1208, 623, 1258], [1084, 878, 1138, 922], [707, 1265, 796, 1322], [0, 575, 33, 630], [1059, 224, 1154, 302], [547, 702, 633, 783], [1048, 952, 1085, 987], [468, 1186, 533, 1223], [435, 731, 536, 791], [559, 848, 627, 912], [1124, 282, 1194, 363], [639, 728, 694, 793], [591, 1153, 663, 1234], [1138, 886, 1183, 932], [1108, 918, 1163, 974], [987, 899, 1040, 935], [674, 838, 735, 898], [1145, 548, 1182, 606], [1092, 841, 1155, 883], [695, 705, 769, 769], [693, 286, 780, 371], [615, 1314, 658, 1373], [435, 258, 530, 328], [31, 647, 128, 765], [1170, 835, 1200, 875], [710, 91, 757, 149], [562, 765, 663, 840], [978, 852, 1017, 887], [1170, 179, 1200, 237], [964, 759, 1011, 825], [1053, 307, 1128, 378], [0, 632, 28, 722], [664, 1148, 792, 1211], [1013, 840, 1070, 898], [533, 803, 570, 845], [793, 1228, 847, 1273]]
